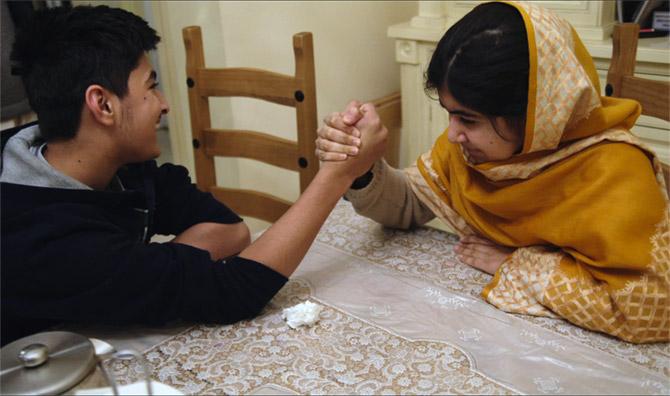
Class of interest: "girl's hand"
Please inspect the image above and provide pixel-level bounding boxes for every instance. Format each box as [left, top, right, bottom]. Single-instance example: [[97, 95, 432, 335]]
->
[[454, 235, 515, 275]]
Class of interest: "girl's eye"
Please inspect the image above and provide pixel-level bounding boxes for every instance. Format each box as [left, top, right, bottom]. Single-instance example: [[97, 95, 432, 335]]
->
[[447, 113, 476, 126]]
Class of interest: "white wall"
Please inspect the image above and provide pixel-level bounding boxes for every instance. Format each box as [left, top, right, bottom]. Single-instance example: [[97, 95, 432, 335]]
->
[[151, 1, 415, 229]]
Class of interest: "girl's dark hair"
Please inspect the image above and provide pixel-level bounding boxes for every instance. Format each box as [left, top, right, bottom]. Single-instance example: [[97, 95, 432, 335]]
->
[[426, 2, 529, 134], [10, 5, 160, 141]]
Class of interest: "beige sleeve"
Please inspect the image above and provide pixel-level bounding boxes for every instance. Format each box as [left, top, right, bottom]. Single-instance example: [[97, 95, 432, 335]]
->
[[344, 159, 435, 229]]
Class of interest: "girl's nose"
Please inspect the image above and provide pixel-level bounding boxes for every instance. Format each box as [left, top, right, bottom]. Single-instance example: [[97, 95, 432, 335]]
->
[[448, 127, 467, 144]]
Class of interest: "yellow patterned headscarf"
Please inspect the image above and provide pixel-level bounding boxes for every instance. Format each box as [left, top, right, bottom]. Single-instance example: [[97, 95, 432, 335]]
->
[[407, 1, 669, 342]]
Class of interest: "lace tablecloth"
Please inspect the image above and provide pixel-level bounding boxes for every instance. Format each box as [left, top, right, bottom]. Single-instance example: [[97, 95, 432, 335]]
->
[[108, 200, 669, 395]]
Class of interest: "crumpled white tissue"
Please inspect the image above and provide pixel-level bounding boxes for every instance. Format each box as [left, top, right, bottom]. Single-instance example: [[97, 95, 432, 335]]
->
[[282, 301, 323, 329]]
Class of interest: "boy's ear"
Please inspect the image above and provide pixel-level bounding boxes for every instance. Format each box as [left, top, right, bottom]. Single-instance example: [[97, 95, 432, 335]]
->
[[84, 85, 115, 126]]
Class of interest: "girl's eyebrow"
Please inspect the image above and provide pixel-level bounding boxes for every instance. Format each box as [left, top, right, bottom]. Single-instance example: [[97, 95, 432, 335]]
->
[[438, 99, 479, 118], [448, 109, 479, 118]]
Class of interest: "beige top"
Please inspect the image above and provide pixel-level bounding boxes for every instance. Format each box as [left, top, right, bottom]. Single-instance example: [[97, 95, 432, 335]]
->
[[344, 159, 434, 229]]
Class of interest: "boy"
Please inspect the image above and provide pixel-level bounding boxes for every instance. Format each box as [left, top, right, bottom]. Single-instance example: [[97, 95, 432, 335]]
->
[[1, 5, 386, 345]]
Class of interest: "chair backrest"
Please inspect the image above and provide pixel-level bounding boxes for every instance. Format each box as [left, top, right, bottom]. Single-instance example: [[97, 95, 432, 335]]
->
[[606, 23, 670, 121], [183, 26, 318, 223], [606, 23, 670, 192]]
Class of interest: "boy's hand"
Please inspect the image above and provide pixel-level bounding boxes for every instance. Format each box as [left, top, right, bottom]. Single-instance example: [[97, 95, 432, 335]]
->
[[320, 102, 387, 181], [315, 100, 365, 161]]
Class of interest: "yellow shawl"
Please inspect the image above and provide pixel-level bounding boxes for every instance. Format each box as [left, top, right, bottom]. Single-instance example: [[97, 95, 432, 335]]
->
[[406, 1, 669, 343]]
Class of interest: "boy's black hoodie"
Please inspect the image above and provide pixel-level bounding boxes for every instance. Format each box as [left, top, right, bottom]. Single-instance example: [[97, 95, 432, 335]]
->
[[1, 125, 287, 345]]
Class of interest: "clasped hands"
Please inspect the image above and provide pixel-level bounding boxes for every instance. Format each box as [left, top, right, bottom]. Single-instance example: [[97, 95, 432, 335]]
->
[[315, 100, 387, 180], [316, 100, 513, 275]]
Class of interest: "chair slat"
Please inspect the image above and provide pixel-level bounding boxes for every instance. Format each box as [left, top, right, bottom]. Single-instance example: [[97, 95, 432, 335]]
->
[[183, 26, 217, 191], [210, 187, 292, 223], [292, 32, 319, 192], [203, 128, 300, 171], [196, 68, 297, 106], [621, 76, 670, 122], [606, 23, 638, 98]]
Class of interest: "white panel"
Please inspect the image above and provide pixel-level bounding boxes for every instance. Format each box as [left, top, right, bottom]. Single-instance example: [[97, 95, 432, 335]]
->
[[399, 61, 427, 168], [396, 40, 419, 65], [631, 125, 670, 164], [529, 1, 589, 11]]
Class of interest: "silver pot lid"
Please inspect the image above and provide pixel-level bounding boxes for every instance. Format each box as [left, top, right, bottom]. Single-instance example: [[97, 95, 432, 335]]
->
[[0, 331, 96, 395]]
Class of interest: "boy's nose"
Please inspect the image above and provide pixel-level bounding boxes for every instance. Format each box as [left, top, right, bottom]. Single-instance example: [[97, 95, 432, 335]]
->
[[159, 91, 170, 114]]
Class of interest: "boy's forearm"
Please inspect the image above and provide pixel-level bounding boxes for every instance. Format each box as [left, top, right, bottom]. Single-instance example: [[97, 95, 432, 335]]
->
[[238, 167, 353, 277], [172, 222, 251, 260]]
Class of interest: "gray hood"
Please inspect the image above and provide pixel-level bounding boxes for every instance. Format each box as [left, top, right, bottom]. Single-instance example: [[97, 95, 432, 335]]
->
[[0, 125, 91, 190]]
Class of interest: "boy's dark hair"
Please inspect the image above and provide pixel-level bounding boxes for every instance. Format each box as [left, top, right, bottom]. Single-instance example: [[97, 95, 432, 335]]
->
[[426, 2, 529, 137], [10, 5, 160, 141]]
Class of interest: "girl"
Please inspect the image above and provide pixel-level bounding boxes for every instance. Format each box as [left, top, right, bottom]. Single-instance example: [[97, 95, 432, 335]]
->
[[316, 1, 669, 343]]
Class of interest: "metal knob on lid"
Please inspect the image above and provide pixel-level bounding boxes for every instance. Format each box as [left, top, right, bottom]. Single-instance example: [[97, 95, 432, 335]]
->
[[0, 331, 96, 395], [17, 342, 49, 367]]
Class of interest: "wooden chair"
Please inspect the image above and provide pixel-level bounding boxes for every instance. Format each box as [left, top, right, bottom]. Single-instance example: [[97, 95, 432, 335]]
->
[[606, 23, 670, 191], [183, 27, 319, 222]]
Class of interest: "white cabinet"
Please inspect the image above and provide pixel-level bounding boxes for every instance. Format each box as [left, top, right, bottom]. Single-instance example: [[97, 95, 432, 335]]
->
[[388, 1, 670, 168]]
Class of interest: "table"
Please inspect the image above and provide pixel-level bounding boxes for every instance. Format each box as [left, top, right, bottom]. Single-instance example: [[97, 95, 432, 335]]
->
[[80, 200, 669, 395]]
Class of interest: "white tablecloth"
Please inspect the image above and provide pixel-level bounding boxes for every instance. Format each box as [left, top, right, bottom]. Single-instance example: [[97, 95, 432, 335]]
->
[[87, 200, 669, 394]]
